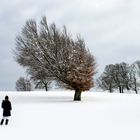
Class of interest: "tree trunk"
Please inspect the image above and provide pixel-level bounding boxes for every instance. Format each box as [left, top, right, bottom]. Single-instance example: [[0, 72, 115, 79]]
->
[[109, 88, 113, 93], [122, 86, 124, 93], [134, 84, 138, 94], [135, 89, 138, 94], [134, 78, 138, 94], [74, 89, 82, 101], [109, 85, 113, 93], [119, 86, 122, 93], [126, 84, 130, 91], [44, 84, 48, 91]]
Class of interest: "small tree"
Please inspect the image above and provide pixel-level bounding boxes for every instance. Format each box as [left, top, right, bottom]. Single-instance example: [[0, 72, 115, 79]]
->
[[16, 77, 32, 91], [129, 62, 140, 94], [27, 67, 52, 91], [96, 76, 113, 93], [96, 65, 115, 93], [117, 62, 131, 91], [107, 63, 130, 93], [133, 61, 140, 77], [14, 16, 96, 101]]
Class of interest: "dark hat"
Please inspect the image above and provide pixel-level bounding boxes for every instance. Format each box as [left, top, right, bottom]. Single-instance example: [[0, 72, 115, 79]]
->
[[5, 95, 9, 100]]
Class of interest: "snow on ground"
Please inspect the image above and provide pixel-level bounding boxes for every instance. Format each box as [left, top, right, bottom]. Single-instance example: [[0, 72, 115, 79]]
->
[[0, 91, 140, 140]]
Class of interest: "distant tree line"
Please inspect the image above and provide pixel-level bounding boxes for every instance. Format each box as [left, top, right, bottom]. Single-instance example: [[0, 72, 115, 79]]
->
[[96, 61, 140, 93]]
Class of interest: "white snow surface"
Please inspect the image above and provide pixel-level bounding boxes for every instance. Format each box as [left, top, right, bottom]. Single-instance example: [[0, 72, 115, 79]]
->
[[0, 91, 140, 140]]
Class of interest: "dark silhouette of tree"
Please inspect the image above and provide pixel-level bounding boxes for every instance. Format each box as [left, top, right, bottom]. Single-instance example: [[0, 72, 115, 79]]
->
[[16, 77, 32, 91], [14, 16, 96, 101]]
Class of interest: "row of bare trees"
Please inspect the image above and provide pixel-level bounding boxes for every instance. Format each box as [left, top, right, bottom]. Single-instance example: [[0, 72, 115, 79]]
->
[[15, 74, 51, 92], [96, 61, 140, 93], [14, 16, 96, 101]]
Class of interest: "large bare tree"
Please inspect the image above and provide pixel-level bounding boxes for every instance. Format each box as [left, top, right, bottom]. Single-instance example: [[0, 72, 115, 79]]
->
[[14, 16, 96, 101]]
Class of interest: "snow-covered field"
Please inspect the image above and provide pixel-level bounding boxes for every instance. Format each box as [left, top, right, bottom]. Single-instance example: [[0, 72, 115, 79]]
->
[[0, 91, 140, 140]]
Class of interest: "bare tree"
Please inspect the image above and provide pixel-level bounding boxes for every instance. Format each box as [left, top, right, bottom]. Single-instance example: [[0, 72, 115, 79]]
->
[[27, 67, 52, 91], [16, 77, 32, 91], [97, 63, 131, 93], [14, 16, 96, 101], [107, 63, 130, 93], [96, 65, 115, 93], [129, 62, 140, 94], [117, 62, 131, 92], [133, 61, 140, 77]]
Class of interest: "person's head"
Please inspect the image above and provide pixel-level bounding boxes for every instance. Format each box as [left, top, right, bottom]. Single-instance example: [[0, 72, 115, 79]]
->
[[5, 95, 9, 100]]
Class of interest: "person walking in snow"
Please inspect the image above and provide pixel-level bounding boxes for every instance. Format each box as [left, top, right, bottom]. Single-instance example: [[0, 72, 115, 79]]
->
[[0, 96, 12, 125]]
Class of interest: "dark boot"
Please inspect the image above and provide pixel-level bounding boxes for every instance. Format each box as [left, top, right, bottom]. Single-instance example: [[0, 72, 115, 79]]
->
[[5, 119, 9, 125], [0, 119, 4, 125]]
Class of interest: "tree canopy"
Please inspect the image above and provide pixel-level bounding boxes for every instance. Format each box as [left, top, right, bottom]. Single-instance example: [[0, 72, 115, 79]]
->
[[14, 16, 96, 101]]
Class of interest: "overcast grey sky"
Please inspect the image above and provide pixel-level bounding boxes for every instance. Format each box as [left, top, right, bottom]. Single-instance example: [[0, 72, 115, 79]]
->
[[0, 0, 140, 91]]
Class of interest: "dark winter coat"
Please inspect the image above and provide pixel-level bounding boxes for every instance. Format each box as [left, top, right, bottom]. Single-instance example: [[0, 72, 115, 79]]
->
[[1, 100, 12, 117]]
